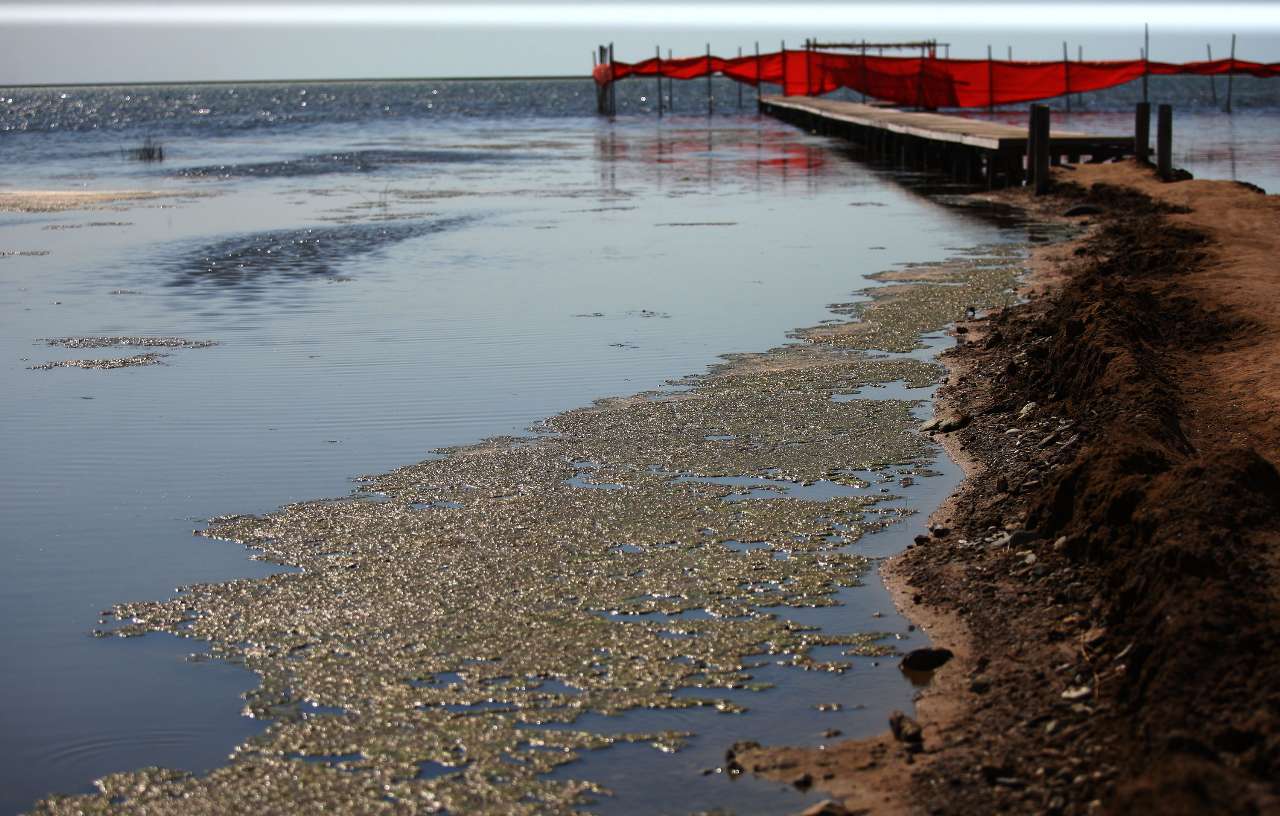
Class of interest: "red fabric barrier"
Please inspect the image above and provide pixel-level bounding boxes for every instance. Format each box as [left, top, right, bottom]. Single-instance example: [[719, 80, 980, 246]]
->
[[604, 50, 1280, 108]]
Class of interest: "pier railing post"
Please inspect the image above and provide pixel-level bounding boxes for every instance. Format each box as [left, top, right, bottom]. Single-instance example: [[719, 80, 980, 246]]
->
[[1135, 101, 1151, 164], [1157, 103, 1173, 180], [1031, 104, 1051, 195]]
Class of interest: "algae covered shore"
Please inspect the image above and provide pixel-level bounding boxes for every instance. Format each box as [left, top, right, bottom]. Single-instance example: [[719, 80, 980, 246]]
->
[[30, 233, 1030, 813]]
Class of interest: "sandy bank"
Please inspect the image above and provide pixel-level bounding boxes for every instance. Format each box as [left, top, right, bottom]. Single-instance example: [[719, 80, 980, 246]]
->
[[0, 189, 183, 212], [742, 161, 1280, 815]]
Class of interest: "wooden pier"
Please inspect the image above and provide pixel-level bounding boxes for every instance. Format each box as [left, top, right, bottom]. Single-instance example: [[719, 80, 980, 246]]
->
[[760, 95, 1135, 188]]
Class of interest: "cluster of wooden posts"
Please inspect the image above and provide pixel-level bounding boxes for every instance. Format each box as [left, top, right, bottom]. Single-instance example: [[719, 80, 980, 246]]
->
[[1026, 101, 1176, 194]]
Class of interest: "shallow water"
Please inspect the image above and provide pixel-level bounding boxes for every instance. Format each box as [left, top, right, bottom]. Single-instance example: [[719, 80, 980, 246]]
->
[[1, 78, 1276, 815]]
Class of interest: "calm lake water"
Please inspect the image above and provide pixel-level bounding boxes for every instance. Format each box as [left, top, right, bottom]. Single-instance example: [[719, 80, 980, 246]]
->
[[1, 77, 1277, 815]]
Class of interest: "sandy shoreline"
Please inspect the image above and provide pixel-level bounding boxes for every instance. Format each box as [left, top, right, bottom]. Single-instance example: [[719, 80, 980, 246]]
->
[[0, 189, 183, 213], [742, 161, 1280, 814]]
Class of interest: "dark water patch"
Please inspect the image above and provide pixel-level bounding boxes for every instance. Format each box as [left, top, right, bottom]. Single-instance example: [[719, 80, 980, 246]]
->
[[417, 759, 470, 780], [834, 380, 934, 402], [159, 217, 468, 299], [177, 148, 534, 180]]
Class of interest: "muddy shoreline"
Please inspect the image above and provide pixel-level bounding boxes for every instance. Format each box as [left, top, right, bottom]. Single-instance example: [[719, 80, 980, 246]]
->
[[744, 161, 1280, 814]]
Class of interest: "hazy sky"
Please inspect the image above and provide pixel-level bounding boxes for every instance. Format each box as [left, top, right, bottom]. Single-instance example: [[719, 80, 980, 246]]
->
[[1, 2, 1277, 85]]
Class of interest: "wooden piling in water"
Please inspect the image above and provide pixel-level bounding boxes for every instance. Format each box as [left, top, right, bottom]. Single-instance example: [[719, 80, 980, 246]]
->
[[1064, 42, 1072, 113], [706, 43, 713, 115], [608, 43, 617, 117], [656, 46, 663, 117], [1226, 34, 1236, 113], [1135, 101, 1151, 164], [668, 49, 674, 112], [987, 45, 994, 113], [755, 42, 762, 108], [1157, 103, 1173, 180], [1208, 44, 1218, 105], [737, 46, 743, 110]]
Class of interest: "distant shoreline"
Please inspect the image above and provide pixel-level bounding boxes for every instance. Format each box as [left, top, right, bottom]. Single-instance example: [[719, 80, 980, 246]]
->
[[0, 74, 591, 90]]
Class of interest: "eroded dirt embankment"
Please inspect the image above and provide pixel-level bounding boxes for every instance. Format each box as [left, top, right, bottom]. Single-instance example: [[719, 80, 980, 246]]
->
[[743, 162, 1280, 815]]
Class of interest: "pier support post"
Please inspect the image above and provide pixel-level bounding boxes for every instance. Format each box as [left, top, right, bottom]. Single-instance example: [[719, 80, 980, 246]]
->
[[1030, 103, 1051, 195], [1135, 102, 1151, 164], [1157, 103, 1173, 181]]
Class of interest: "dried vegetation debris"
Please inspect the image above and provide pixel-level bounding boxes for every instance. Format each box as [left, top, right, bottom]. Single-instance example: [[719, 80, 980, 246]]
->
[[34, 243, 1025, 815], [29, 353, 169, 370], [29, 336, 218, 371], [42, 336, 218, 349]]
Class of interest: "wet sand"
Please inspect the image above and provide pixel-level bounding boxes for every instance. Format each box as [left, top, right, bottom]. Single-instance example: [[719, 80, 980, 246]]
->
[[0, 190, 183, 213], [741, 161, 1280, 814]]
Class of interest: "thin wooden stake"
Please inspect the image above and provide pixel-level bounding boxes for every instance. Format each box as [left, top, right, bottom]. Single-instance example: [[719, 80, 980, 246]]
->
[[706, 42, 713, 115], [1142, 24, 1149, 102], [656, 46, 663, 117], [1208, 43, 1218, 105], [608, 42, 616, 117], [755, 41, 761, 108], [805, 40, 813, 97], [1064, 41, 1071, 112], [987, 45, 994, 113], [1077, 45, 1083, 108], [668, 49, 674, 112], [1226, 34, 1236, 113], [737, 46, 743, 109], [781, 40, 788, 96], [861, 40, 868, 103]]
